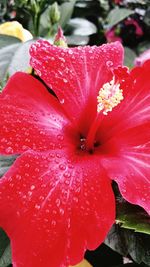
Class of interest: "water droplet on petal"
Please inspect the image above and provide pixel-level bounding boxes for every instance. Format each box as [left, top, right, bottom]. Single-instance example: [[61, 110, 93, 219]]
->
[[30, 185, 35, 190], [106, 60, 113, 67], [63, 78, 68, 83], [51, 220, 56, 226], [5, 147, 14, 153], [59, 164, 66, 171], [63, 171, 71, 178], [56, 198, 61, 207], [60, 98, 65, 104], [59, 208, 64, 215], [35, 204, 41, 210]]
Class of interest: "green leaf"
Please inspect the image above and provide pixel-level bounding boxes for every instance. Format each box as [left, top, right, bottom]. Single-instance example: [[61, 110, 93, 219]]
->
[[107, 7, 134, 28], [124, 47, 137, 69], [0, 228, 11, 267], [67, 18, 97, 36], [0, 35, 34, 84], [59, 0, 76, 28], [0, 229, 10, 259], [8, 40, 34, 76], [0, 155, 17, 178], [0, 43, 20, 81], [0, 34, 21, 49], [0, 244, 11, 267], [105, 225, 150, 266], [0, 35, 21, 81], [116, 201, 150, 235]]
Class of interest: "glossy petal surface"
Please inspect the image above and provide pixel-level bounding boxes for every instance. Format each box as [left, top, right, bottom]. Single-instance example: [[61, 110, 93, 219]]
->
[[0, 72, 71, 155], [30, 40, 123, 129], [101, 123, 150, 214], [0, 150, 115, 267], [99, 62, 150, 214], [99, 61, 150, 143]]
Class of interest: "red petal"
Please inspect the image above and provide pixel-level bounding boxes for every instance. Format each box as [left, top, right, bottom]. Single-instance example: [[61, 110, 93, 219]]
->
[[98, 60, 150, 143], [0, 150, 115, 267], [0, 72, 71, 155], [101, 123, 150, 214], [30, 41, 123, 130]]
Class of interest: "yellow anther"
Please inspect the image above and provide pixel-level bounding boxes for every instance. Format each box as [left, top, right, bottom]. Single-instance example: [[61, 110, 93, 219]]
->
[[97, 77, 123, 115]]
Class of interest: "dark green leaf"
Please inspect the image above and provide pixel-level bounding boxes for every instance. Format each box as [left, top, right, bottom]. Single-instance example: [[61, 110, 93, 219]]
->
[[105, 225, 150, 266], [116, 200, 150, 235], [0, 229, 10, 259], [0, 155, 17, 178], [107, 7, 134, 28], [0, 244, 11, 267]]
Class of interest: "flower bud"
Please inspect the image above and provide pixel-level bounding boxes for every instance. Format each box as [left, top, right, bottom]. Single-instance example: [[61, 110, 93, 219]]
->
[[54, 27, 68, 47], [50, 2, 60, 25]]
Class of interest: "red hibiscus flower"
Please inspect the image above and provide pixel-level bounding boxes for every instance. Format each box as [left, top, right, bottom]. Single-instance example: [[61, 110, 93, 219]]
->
[[0, 40, 149, 267]]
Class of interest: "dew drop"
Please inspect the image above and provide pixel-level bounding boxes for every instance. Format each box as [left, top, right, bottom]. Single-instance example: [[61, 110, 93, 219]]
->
[[63, 172, 71, 178], [68, 49, 73, 55], [60, 99, 65, 104], [30, 185, 35, 190], [57, 135, 64, 141], [63, 78, 68, 83], [5, 147, 14, 153], [35, 204, 41, 210], [25, 163, 30, 168], [16, 174, 22, 180], [73, 196, 79, 203], [59, 208, 64, 215], [59, 164, 66, 171], [56, 198, 61, 207], [106, 60, 113, 67], [51, 220, 56, 226]]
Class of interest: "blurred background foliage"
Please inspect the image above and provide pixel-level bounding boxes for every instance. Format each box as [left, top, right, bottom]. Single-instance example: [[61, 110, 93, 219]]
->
[[0, 0, 150, 47], [0, 0, 150, 84], [0, 1, 150, 267]]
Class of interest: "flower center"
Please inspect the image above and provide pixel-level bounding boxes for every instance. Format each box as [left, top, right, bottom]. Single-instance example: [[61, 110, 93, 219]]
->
[[85, 77, 123, 152]]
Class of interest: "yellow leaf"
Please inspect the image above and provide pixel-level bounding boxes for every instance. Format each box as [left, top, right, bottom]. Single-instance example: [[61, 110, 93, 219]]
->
[[0, 21, 33, 42], [70, 259, 92, 267]]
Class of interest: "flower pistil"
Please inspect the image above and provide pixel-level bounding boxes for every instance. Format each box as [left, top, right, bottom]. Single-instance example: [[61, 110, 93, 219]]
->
[[85, 77, 123, 151], [97, 77, 123, 115]]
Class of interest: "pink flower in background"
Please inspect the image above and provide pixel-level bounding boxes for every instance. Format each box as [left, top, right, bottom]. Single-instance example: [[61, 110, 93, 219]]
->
[[105, 28, 122, 43], [0, 40, 149, 267], [125, 18, 143, 36], [114, 0, 123, 4]]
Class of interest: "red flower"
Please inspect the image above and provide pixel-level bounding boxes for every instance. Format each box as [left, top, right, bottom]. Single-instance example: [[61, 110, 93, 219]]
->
[[0, 41, 149, 267]]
